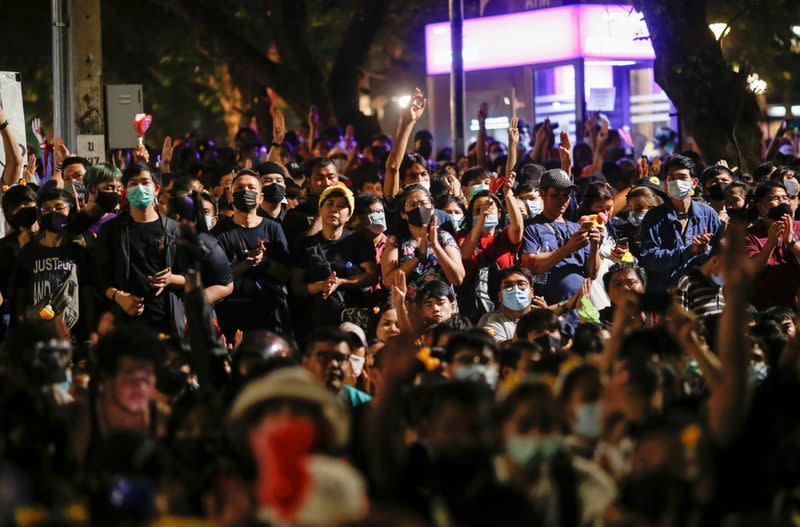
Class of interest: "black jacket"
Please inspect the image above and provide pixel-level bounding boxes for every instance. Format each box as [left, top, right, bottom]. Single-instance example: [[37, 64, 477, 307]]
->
[[94, 212, 184, 336]]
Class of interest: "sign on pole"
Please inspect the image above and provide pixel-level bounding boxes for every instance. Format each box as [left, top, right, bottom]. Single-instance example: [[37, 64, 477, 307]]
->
[[0, 72, 27, 169], [76, 134, 106, 164]]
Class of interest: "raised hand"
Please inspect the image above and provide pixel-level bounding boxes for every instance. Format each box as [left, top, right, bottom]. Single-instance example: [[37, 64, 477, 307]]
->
[[54, 137, 70, 167], [478, 101, 488, 125], [405, 87, 427, 124], [23, 152, 37, 181], [638, 157, 649, 179], [272, 112, 286, 144], [391, 269, 407, 307], [649, 157, 662, 178], [558, 130, 572, 171], [344, 123, 355, 152], [308, 105, 319, 129], [508, 116, 520, 145], [504, 170, 517, 196], [161, 136, 174, 167], [31, 118, 46, 145], [133, 143, 150, 164], [597, 119, 609, 146]]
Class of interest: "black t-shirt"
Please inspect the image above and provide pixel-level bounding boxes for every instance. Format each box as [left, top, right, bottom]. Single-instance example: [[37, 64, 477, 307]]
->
[[13, 239, 89, 326], [283, 198, 319, 249], [291, 229, 376, 326], [128, 219, 169, 326], [214, 217, 290, 301], [197, 233, 233, 288], [0, 233, 21, 300]]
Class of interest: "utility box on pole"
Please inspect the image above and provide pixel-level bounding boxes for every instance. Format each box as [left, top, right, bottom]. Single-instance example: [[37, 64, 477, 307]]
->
[[106, 85, 143, 149]]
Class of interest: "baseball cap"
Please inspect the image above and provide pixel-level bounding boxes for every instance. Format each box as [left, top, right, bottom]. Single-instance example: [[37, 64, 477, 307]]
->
[[339, 322, 368, 349], [539, 169, 577, 192], [319, 182, 355, 212]]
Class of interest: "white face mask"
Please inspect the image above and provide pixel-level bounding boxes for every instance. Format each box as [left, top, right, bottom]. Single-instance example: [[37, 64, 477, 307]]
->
[[667, 179, 693, 200], [349, 355, 365, 377], [367, 211, 386, 233], [419, 180, 431, 191], [526, 199, 543, 217], [205, 215, 215, 230]]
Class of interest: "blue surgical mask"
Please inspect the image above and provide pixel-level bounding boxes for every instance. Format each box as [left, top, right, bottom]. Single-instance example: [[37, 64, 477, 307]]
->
[[711, 273, 724, 286], [469, 183, 490, 199], [667, 179, 693, 200], [628, 210, 647, 227], [449, 213, 465, 230], [501, 286, 531, 311], [475, 214, 499, 231], [127, 184, 155, 209], [506, 435, 561, 466], [454, 364, 499, 389], [526, 199, 543, 217], [574, 402, 602, 439]]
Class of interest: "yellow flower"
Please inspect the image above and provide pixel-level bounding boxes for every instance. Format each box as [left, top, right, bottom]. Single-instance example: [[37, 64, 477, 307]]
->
[[681, 424, 702, 446]]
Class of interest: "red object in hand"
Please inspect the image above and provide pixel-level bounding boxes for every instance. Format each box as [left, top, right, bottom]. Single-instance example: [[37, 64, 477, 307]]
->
[[133, 113, 153, 140]]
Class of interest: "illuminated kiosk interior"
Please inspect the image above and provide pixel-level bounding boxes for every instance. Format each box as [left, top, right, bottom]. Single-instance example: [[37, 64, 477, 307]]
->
[[424, 4, 677, 156]]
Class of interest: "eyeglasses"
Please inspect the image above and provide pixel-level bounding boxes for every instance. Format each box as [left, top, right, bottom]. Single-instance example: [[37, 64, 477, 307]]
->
[[501, 280, 530, 290], [314, 351, 349, 364], [39, 205, 69, 214], [405, 200, 432, 209]]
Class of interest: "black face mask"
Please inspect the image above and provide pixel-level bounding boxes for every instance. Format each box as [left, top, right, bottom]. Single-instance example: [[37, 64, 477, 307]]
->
[[407, 206, 433, 227], [726, 207, 748, 222], [95, 191, 122, 213], [706, 182, 729, 201], [11, 206, 37, 229], [767, 203, 792, 221], [39, 212, 69, 233], [156, 363, 188, 396], [232, 189, 258, 212], [535, 333, 561, 354], [262, 183, 287, 204]]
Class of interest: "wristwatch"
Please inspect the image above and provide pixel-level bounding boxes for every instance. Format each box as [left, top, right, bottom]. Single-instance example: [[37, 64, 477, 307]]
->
[[0, 121, 8, 131], [271, 142, 282, 148]]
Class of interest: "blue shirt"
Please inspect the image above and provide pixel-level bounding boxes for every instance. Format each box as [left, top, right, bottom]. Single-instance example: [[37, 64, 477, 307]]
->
[[521, 215, 591, 304], [638, 200, 720, 292]]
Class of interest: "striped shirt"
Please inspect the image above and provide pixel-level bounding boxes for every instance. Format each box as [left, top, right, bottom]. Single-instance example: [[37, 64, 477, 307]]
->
[[674, 268, 724, 319]]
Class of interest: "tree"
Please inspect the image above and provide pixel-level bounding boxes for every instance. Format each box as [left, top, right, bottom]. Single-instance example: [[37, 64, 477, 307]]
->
[[145, 0, 446, 144], [633, 0, 800, 171], [633, 0, 763, 170]]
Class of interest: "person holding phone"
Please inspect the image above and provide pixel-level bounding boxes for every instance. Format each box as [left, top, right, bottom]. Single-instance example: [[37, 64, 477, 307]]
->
[[520, 169, 601, 311], [95, 162, 185, 336], [381, 184, 464, 301]]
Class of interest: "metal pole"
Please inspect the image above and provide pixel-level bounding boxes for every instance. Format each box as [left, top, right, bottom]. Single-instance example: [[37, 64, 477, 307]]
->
[[449, 0, 465, 157], [52, 0, 74, 147]]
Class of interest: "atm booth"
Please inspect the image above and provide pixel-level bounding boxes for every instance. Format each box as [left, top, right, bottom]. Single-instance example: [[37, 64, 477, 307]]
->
[[424, 4, 677, 156]]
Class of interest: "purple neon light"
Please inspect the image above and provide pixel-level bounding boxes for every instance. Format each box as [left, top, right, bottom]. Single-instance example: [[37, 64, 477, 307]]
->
[[425, 4, 655, 75]]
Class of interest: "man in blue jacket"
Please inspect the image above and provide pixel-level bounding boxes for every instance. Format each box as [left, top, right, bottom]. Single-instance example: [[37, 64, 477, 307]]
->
[[639, 155, 720, 292]]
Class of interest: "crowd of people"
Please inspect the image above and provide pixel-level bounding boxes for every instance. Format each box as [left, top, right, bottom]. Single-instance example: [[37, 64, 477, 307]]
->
[[0, 89, 799, 526]]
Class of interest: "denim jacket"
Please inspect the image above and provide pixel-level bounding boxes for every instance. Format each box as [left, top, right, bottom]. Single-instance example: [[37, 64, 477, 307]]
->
[[638, 200, 720, 291]]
